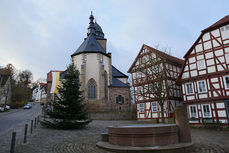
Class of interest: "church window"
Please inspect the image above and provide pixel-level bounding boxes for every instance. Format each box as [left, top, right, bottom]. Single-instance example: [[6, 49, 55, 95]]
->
[[88, 79, 96, 99], [116, 95, 124, 104]]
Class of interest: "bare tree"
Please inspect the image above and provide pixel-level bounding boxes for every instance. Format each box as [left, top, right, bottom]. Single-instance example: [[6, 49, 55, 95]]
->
[[136, 50, 175, 123]]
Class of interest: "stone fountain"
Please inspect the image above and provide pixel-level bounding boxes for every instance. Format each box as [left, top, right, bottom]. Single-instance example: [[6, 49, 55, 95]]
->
[[96, 106, 194, 153]]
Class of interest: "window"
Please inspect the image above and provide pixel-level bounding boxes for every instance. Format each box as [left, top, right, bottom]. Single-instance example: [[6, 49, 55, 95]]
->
[[136, 72, 141, 78], [224, 76, 229, 89], [152, 102, 157, 112], [197, 80, 207, 93], [136, 86, 143, 95], [186, 83, 194, 94], [116, 95, 124, 104], [226, 53, 229, 64], [139, 103, 145, 113], [202, 104, 211, 117], [189, 105, 197, 118], [88, 79, 96, 99], [197, 60, 206, 70]]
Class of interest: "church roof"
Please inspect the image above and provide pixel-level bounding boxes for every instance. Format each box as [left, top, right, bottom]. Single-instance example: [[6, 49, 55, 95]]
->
[[110, 66, 129, 87], [110, 77, 129, 87], [112, 66, 128, 78], [71, 34, 106, 56], [71, 13, 106, 57]]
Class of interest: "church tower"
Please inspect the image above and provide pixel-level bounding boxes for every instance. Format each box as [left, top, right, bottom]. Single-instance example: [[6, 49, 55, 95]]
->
[[71, 13, 131, 117]]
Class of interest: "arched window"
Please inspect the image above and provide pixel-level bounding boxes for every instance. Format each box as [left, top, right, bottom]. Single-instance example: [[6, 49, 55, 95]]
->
[[104, 71, 108, 99], [116, 95, 124, 104], [88, 79, 96, 100]]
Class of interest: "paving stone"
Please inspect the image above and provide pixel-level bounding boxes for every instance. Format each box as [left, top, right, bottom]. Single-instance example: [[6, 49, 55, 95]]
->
[[13, 120, 229, 153]]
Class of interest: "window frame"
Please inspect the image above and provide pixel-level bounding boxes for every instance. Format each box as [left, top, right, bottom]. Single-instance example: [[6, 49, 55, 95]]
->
[[197, 80, 207, 93], [88, 79, 97, 100], [223, 75, 229, 89], [189, 105, 198, 118], [185, 82, 194, 95], [116, 95, 125, 104], [139, 103, 145, 113], [202, 104, 212, 118], [151, 102, 157, 112]]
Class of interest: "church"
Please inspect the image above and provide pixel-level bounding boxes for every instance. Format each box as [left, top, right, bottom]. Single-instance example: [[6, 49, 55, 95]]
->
[[70, 13, 132, 119]]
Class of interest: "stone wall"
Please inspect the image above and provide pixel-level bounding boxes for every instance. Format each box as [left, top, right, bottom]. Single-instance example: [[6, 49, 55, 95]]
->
[[89, 112, 136, 120], [109, 87, 131, 112]]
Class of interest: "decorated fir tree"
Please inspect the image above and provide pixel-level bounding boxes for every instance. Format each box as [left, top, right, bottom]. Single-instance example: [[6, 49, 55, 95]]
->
[[41, 64, 90, 129]]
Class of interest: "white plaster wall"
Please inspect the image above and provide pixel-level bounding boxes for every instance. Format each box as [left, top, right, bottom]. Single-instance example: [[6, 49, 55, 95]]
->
[[72, 54, 83, 72], [102, 54, 111, 84], [218, 110, 226, 117], [204, 41, 211, 50], [216, 103, 225, 109], [203, 32, 210, 41], [206, 52, 213, 59]]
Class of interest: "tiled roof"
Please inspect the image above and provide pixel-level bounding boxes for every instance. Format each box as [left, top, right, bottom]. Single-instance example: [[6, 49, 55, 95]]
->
[[128, 44, 184, 73], [109, 77, 129, 87], [112, 66, 128, 78], [109, 65, 129, 87], [184, 15, 229, 58], [202, 15, 229, 33], [144, 44, 184, 65], [71, 30, 106, 57]]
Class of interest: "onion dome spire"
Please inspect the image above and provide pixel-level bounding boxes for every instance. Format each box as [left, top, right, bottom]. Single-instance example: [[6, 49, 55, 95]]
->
[[87, 11, 96, 36]]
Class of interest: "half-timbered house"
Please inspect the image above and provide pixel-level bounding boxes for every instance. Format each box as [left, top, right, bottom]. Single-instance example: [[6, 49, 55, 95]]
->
[[128, 44, 184, 121], [179, 15, 229, 125]]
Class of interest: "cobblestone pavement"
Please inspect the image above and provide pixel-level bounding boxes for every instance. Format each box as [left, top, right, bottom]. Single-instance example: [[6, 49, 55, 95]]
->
[[15, 120, 229, 153]]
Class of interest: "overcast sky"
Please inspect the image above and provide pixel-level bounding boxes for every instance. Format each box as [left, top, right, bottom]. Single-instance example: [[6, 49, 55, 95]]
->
[[0, 0, 229, 81]]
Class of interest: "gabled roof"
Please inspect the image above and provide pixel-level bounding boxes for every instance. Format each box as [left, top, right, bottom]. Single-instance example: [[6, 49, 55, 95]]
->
[[109, 65, 129, 87], [112, 65, 128, 78], [179, 15, 229, 81], [128, 44, 184, 73], [109, 77, 129, 87], [184, 15, 229, 58], [202, 15, 229, 33], [71, 34, 106, 57]]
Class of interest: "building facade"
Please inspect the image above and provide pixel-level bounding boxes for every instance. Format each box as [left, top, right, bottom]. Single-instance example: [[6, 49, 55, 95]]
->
[[179, 15, 229, 125], [32, 83, 47, 103], [128, 44, 183, 121], [0, 74, 11, 105], [71, 13, 131, 114]]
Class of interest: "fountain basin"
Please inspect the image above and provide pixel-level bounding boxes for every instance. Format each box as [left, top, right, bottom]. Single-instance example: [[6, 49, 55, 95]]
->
[[108, 124, 178, 147]]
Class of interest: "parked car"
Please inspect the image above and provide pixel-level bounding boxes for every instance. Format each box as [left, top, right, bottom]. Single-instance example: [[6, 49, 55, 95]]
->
[[0, 107, 4, 112], [5, 105, 10, 110], [24, 104, 32, 109]]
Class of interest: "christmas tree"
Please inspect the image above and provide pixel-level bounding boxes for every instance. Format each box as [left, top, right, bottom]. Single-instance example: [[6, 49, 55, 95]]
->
[[41, 64, 90, 129]]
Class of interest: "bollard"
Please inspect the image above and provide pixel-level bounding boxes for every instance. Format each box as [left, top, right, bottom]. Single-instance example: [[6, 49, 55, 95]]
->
[[10, 132, 16, 153], [35, 118, 37, 129], [24, 124, 28, 143], [31, 120, 33, 134]]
